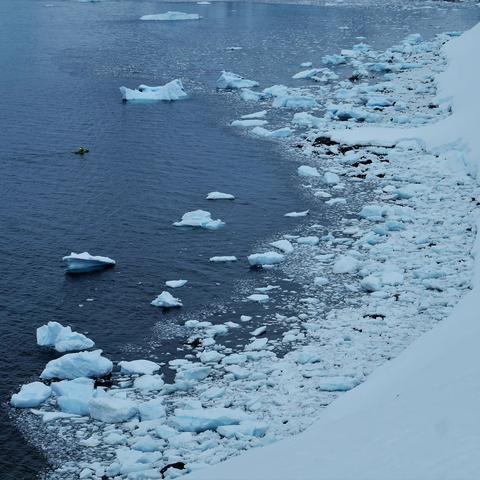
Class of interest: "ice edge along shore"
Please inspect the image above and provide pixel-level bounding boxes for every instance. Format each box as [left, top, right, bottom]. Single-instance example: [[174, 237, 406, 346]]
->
[[185, 22, 480, 480]]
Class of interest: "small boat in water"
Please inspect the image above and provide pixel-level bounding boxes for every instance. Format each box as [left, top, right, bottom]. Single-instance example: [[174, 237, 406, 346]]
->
[[63, 252, 116, 273]]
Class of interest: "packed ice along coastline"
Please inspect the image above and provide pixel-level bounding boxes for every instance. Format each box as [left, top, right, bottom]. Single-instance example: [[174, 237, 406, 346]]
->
[[10, 24, 480, 480]]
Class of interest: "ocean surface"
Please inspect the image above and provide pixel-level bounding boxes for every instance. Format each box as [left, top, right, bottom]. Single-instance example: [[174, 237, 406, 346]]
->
[[0, 0, 478, 477]]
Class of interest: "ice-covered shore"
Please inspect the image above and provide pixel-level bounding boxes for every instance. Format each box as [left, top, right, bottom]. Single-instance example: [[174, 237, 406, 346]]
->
[[185, 22, 480, 480], [10, 22, 480, 480]]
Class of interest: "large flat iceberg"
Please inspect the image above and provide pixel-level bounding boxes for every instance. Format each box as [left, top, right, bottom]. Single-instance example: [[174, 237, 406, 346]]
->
[[120, 79, 187, 102], [140, 12, 201, 21]]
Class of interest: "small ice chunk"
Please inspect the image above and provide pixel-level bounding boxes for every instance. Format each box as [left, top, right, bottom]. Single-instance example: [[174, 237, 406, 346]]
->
[[251, 326, 266, 336], [173, 209, 225, 230], [138, 398, 166, 421], [241, 89, 264, 102], [206, 191, 235, 200], [240, 315, 252, 322], [119, 360, 161, 376], [231, 119, 268, 128], [272, 95, 318, 109], [360, 275, 382, 292], [41, 350, 113, 380], [165, 279, 188, 288], [314, 276, 329, 286], [133, 375, 164, 391], [333, 255, 360, 274], [51, 377, 96, 415], [251, 127, 292, 138], [151, 291, 182, 308], [217, 421, 267, 439], [245, 338, 268, 351], [318, 376, 360, 391], [11, 382, 51, 408], [298, 165, 320, 177], [324, 171, 340, 185], [301, 62, 313, 67], [37, 321, 95, 353], [297, 236, 319, 246], [270, 239, 294, 253], [63, 252, 115, 273], [247, 294, 269, 303], [140, 12, 201, 21], [171, 407, 251, 432], [89, 396, 138, 423], [248, 252, 285, 266], [292, 68, 323, 79], [217, 71, 259, 90], [210, 256, 237, 262], [284, 210, 309, 217], [120, 80, 187, 102], [241, 110, 267, 119], [198, 351, 225, 363]]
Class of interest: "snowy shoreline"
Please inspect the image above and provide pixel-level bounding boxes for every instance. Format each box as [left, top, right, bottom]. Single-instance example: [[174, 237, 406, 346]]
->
[[10, 21, 480, 480]]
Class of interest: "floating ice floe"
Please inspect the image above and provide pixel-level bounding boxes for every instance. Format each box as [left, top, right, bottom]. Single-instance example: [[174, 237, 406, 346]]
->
[[140, 12, 201, 21], [300, 61, 313, 67], [292, 68, 323, 79], [119, 360, 161, 376], [272, 95, 318, 109], [317, 376, 360, 392], [173, 210, 225, 230], [240, 89, 265, 102], [227, 46, 243, 51], [333, 255, 361, 274], [37, 321, 95, 353], [63, 252, 115, 274], [284, 210, 309, 217], [248, 251, 285, 266], [11, 382, 51, 408], [217, 71, 259, 90], [322, 53, 347, 65], [270, 239, 294, 254], [298, 165, 320, 177], [133, 374, 164, 391], [247, 294, 270, 303], [52, 377, 99, 416], [165, 279, 188, 288], [292, 112, 326, 129], [89, 395, 138, 423], [41, 350, 113, 380], [171, 407, 251, 432], [120, 79, 187, 102], [241, 110, 267, 119], [206, 191, 235, 200], [251, 127, 293, 138], [324, 171, 340, 185], [209, 256, 237, 262], [297, 236, 319, 246], [231, 119, 268, 128], [151, 291, 182, 308]]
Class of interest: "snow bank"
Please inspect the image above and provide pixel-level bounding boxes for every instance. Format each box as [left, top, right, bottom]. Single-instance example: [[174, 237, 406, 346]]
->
[[140, 12, 201, 21], [120, 79, 187, 102], [329, 24, 480, 179]]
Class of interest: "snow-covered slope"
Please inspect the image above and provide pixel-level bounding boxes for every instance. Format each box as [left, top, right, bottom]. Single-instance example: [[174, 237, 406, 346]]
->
[[185, 23, 480, 480], [330, 23, 480, 178]]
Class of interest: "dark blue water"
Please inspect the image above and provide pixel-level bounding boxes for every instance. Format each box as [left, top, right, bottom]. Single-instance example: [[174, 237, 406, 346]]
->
[[0, 0, 479, 477]]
